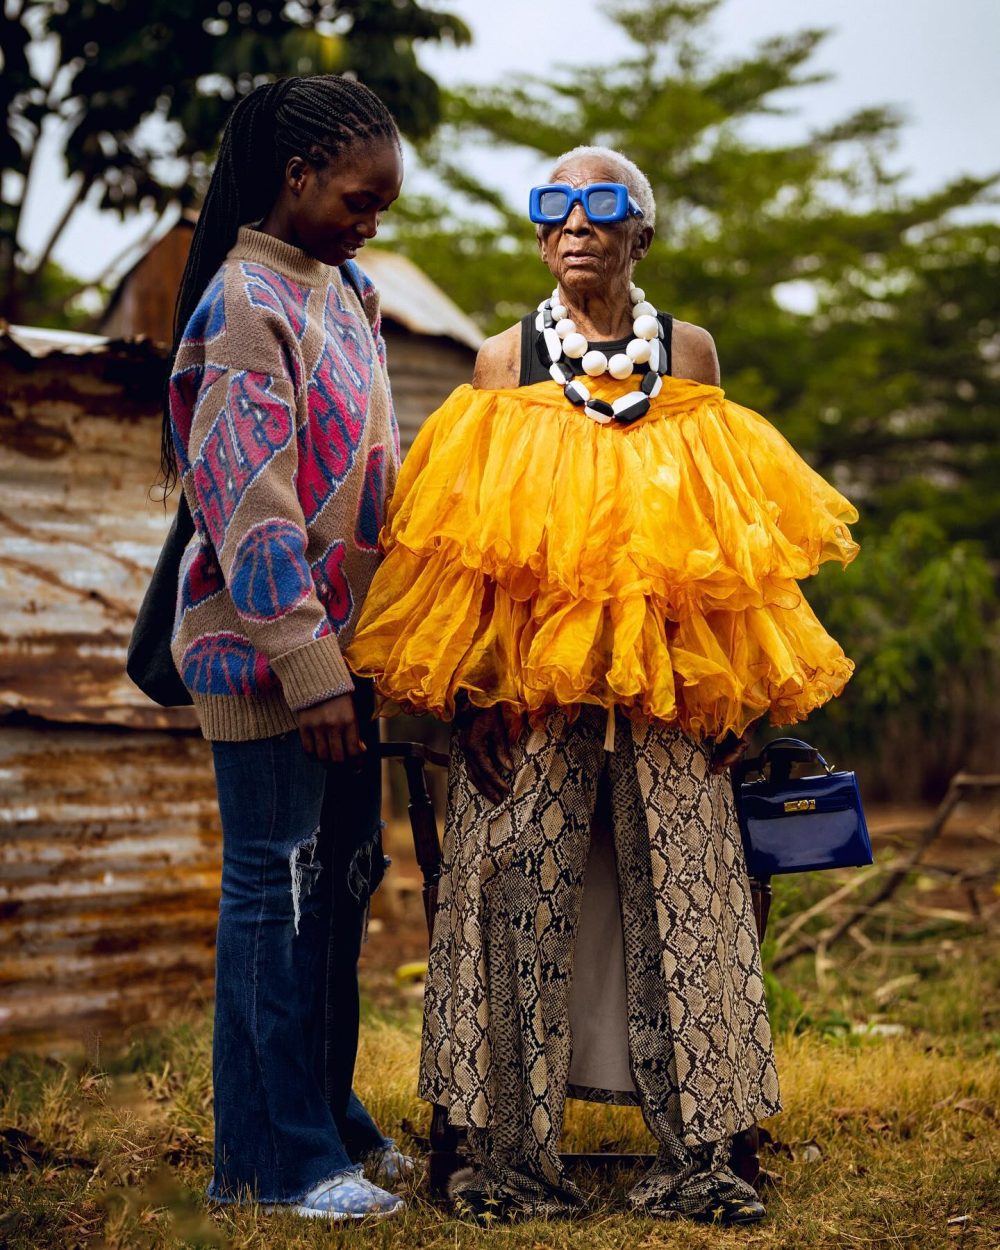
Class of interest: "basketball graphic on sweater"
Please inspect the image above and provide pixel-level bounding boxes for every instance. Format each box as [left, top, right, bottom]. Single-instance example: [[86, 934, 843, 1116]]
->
[[180, 632, 258, 697], [230, 518, 312, 623]]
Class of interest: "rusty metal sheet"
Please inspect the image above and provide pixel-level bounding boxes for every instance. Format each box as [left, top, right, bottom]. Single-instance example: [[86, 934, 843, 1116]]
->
[[0, 325, 195, 731], [0, 723, 220, 1054]]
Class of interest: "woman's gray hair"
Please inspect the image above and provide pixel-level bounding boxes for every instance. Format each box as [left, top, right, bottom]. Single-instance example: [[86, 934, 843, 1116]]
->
[[549, 145, 656, 228]]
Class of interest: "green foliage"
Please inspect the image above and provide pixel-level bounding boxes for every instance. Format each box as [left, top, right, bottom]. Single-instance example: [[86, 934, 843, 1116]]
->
[[805, 515, 996, 791], [0, 0, 471, 321]]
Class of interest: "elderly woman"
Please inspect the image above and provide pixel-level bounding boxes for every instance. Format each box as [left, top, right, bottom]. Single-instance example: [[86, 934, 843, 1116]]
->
[[347, 146, 858, 1223]]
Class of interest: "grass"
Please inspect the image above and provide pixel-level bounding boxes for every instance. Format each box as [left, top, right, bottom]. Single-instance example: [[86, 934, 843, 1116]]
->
[[2, 1000, 999, 1248], [3, 856, 999, 1249]]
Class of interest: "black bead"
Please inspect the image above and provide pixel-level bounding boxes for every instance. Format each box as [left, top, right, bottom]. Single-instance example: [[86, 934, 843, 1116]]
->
[[542, 309, 555, 329], [585, 398, 614, 417], [613, 395, 651, 424], [640, 370, 660, 396], [564, 381, 588, 406], [550, 361, 573, 384]]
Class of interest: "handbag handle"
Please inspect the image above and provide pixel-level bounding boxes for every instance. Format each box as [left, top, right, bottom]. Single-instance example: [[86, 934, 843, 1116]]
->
[[739, 737, 833, 786]]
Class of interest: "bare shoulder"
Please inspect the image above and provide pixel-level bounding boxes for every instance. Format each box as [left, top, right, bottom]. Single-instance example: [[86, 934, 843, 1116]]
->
[[472, 324, 521, 390], [671, 319, 721, 386]]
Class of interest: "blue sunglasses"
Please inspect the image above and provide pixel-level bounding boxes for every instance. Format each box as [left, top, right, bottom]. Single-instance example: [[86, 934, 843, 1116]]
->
[[529, 182, 645, 225]]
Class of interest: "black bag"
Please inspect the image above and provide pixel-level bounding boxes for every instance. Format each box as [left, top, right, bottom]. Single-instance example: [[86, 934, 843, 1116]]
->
[[125, 492, 194, 707], [734, 737, 873, 877]]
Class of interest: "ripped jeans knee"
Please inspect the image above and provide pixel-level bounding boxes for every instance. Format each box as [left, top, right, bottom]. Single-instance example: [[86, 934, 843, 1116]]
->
[[289, 828, 322, 935]]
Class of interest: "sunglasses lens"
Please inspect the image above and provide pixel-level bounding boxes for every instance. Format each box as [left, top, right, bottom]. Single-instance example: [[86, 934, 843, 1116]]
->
[[538, 189, 570, 219], [586, 188, 621, 219]]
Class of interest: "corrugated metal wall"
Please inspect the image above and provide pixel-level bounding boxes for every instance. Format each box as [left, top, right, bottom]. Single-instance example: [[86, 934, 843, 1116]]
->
[[0, 725, 219, 1052], [0, 329, 211, 1054]]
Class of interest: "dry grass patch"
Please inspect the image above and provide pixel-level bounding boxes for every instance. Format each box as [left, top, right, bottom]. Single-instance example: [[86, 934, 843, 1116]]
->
[[2, 1005, 998, 1250]]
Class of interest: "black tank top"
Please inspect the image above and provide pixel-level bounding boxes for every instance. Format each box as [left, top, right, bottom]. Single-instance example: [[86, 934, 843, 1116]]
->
[[517, 310, 674, 387]]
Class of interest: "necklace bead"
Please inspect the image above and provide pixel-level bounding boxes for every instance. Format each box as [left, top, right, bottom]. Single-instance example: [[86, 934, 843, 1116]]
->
[[562, 332, 588, 358], [633, 314, 659, 341], [542, 283, 667, 425]]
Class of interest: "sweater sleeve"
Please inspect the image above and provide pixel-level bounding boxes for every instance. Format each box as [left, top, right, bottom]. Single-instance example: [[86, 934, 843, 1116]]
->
[[172, 330, 354, 710]]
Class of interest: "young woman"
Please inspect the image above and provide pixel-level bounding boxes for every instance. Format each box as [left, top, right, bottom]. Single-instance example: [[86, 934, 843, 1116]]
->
[[162, 75, 408, 1220]]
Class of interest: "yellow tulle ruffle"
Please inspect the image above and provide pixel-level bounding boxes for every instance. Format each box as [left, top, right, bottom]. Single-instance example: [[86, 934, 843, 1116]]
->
[[346, 375, 859, 739]]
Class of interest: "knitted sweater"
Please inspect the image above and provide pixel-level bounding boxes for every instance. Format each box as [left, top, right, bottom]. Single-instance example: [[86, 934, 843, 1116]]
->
[[169, 226, 399, 741]]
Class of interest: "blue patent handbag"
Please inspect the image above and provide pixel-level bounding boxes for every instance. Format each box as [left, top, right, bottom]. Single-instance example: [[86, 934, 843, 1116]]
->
[[734, 738, 873, 877]]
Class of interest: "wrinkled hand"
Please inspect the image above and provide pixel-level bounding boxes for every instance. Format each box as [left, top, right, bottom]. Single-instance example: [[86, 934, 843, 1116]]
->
[[710, 728, 754, 774], [296, 692, 365, 763], [458, 706, 513, 804]]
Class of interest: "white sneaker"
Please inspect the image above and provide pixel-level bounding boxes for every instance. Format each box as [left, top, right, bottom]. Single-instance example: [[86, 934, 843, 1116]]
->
[[287, 1169, 404, 1220], [368, 1140, 417, 1187]]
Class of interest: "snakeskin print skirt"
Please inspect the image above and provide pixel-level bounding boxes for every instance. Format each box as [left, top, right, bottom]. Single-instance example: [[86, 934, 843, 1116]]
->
[[418, 706, 781, 1214]]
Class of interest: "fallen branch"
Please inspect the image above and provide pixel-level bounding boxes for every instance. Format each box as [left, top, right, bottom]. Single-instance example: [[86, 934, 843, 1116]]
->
[[771, 773, 1000, 970]]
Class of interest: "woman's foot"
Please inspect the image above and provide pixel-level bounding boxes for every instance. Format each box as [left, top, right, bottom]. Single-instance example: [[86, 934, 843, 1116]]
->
[[686, 1185, 767, 1226], [287, 1169, 404, 1220], [366, 1139, 417, 1187]]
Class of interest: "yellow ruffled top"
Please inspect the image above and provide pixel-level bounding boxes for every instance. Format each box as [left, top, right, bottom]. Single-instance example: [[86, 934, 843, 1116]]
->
[[346, 375, 859, 739]]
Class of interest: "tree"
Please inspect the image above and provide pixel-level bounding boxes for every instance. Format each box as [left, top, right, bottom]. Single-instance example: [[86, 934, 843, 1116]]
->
[[384, 0, 1000, 559], [0, 0, 470, 322]]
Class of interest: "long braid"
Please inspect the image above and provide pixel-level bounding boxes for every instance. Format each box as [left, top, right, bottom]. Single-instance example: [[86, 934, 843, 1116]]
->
[[158, 75, 399, 494]]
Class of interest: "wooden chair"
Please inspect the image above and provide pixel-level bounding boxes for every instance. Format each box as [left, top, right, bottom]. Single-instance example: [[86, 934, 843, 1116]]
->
[[381, 741, 773, 1198]]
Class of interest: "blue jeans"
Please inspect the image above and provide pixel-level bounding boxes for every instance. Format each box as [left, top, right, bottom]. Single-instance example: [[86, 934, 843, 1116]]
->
[[207, 679, 390, 1204]]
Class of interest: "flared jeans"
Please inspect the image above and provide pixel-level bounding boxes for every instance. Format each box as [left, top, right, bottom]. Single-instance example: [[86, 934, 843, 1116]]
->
[[206, 680, 389, 1204]]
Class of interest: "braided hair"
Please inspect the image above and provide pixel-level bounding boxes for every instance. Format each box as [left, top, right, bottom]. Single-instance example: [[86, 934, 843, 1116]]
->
[[159, 74, 400, 492]]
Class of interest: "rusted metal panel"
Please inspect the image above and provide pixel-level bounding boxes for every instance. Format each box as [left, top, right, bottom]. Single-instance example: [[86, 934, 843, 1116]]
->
[[0, 723, 220, 1054], [0, 325, 196, 731]]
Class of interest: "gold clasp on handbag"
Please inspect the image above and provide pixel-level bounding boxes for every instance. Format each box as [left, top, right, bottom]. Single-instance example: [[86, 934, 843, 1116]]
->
[[783, 798, 817, 813]]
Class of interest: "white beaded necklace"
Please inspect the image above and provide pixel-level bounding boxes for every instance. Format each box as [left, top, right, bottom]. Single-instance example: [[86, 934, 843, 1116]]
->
[[535, 283, 667, 425]]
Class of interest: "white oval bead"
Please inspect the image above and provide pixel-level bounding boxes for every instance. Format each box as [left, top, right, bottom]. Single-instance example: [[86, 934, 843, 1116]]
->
[[633, 314, 659, 340], [647, 374, 663, 398], [562, 332, 588, 359], [632, 301, 656, 319], [647, 338, 662, 373], [566, 379, 591, 404], [630, 286, 645, 304], [555, 318, 576, 338], [608, 353, 634, 380], [584, 403, 613, 425], [538, 300, 550, 312], [543, 327, 562, 362], [626, 337, 651, 363], [582, 350, 609, 376], [549, 362, 571, 385], [551, 303, 567, 321], [534, 312, 545, 332]]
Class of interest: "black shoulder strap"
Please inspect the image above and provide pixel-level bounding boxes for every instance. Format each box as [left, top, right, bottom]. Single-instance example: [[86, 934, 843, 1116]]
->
[[518, 312, 536, 387], [659, 312, 674, 376]]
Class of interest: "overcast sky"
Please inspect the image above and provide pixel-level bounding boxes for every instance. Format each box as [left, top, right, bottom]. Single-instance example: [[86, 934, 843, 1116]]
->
[[20, 0, 1000, 286]]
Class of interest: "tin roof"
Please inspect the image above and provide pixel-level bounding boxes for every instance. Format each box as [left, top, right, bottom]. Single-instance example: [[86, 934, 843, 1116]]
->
[[357, 249, 483, 351]]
